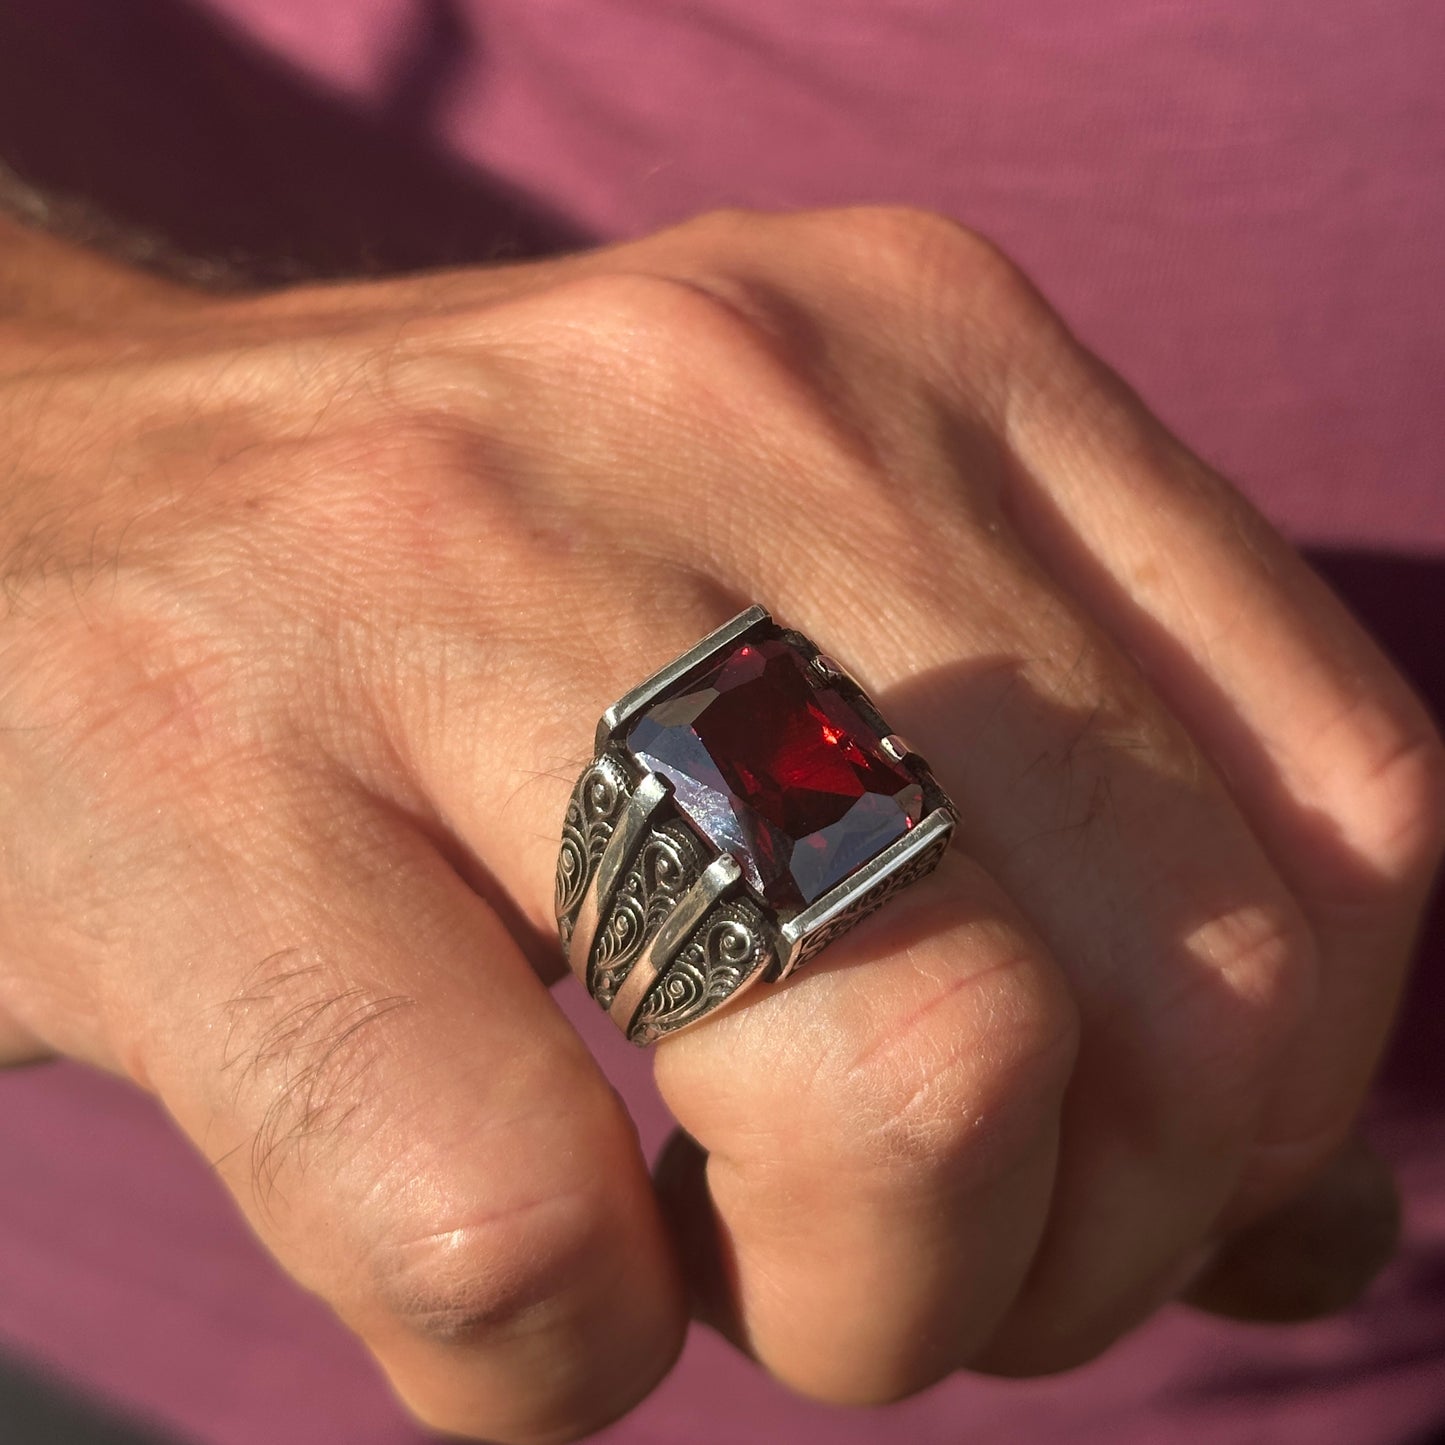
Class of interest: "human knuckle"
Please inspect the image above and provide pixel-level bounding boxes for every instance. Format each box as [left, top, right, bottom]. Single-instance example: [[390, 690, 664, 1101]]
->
[[819, 201, 989, 253], [1169, 897, 1320, 1102], [530, 269, 791, 388], [542, 268, 723, 335], [369, 302, 519, 411], [808, 204, 1034, 308], [362, 1066, 642, 1348], [676, 203, 772, 239], [826, 941, 1077, 1181], [370, 1182, 618, 1350], [1336, 703, 1445, 888]]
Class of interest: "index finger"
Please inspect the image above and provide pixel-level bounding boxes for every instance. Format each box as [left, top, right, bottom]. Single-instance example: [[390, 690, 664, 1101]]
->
[[121, 780, 687, 1444]]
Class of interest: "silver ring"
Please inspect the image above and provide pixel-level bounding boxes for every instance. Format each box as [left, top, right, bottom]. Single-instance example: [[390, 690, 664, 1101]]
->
[[554, 605, 957, 1045]]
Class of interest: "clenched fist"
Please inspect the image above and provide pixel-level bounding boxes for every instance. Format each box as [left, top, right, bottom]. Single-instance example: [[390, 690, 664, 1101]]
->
[[0, 206, 1439, 1443]]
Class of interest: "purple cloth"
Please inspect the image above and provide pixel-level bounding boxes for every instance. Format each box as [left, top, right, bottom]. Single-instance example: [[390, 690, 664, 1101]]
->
[[0, 2, 1442, 1441]]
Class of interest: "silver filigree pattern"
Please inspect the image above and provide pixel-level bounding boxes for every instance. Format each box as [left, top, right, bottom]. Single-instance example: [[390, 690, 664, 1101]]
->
[[590, 819, 706, 1006], [629, 898, 771, 1046], [554, 754, 630, 949]]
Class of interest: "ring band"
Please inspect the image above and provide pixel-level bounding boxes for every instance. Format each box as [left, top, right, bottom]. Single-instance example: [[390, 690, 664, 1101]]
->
[[554, 605, 957, 1045]]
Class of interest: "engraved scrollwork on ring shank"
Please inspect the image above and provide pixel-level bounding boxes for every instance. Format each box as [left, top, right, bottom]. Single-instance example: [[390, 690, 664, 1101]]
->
[[629, 900, 770, 1046], [554, 755, 630, 946], [591, 820, 704, 1006]]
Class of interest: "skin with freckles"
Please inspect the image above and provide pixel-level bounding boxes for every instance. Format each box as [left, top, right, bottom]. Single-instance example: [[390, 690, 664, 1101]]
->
[[0, 205, 1440, 1443]]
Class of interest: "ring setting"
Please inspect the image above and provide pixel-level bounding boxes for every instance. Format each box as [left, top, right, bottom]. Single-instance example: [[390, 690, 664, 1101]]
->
[[554, 605, 957, 1045]]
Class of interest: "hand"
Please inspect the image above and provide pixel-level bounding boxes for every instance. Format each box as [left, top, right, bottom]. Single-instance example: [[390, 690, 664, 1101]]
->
[[0, 207, 1439, 1443]]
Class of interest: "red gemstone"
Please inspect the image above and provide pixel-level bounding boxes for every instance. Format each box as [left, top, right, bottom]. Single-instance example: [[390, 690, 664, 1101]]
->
[[625, 635, 924, 911]]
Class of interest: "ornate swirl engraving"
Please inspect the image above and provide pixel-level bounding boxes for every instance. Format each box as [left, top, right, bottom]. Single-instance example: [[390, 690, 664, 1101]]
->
[[592, 820, 705, 1006], [554, 754, 630, 949], [629, 899, 772, 1046], [790, 824, 952, 970]]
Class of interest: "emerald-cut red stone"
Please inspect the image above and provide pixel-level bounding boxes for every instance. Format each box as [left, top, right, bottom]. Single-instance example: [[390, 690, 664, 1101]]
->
[[625, 635, 924, 911]]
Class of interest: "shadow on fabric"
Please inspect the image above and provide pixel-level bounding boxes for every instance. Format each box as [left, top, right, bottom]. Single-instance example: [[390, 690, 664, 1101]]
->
[[0, 0, 593, 281], [1305, 549, 1445, 1116], [0, 1352, 193, 1445]]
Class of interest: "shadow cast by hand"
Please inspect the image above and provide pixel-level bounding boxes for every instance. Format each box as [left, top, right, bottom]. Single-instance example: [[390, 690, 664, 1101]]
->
[[0, 0, 593, 282], [863, 547, 1444, 1115]]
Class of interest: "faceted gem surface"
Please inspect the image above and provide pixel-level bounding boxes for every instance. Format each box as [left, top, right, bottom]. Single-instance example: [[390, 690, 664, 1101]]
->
[[625, 635, 924, 911]]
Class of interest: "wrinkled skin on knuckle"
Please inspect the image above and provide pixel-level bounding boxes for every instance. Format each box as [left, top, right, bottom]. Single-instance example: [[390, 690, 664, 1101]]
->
[[774, 937, 1077, 1196], [405, 240, 1012, 606], [679, 201, 1024, 301], [650, 202, 1047, 431], [342, 1046, 644, 1340], [502, 269, 817, 437], [354, 1103, 679, 1443], [459, 267, 886, 566], [371, 1208, 670, 1445], [783, 204, 1044, 335], [1330, 702, 1445, 899], [367, 1188, 621, 1356], [199, 960, 678, 1436], [554, 267, 882, 455], [851, 967, 1074, 1189]]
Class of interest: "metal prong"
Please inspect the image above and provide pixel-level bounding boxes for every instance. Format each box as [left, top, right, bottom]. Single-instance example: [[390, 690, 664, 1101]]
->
[[595, 604, 772, 754], [774, 807, 956, 980], [879, 732, 914, 765], [568, 772, 672, 989], [607, 853, 743, 1036]]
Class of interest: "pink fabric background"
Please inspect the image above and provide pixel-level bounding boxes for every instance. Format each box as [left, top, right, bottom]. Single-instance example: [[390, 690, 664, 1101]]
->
[[0, 2, 1441, 1440]]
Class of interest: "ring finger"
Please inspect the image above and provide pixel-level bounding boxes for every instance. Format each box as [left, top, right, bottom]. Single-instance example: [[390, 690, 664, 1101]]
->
[[393, 271, 1316, 1390]]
